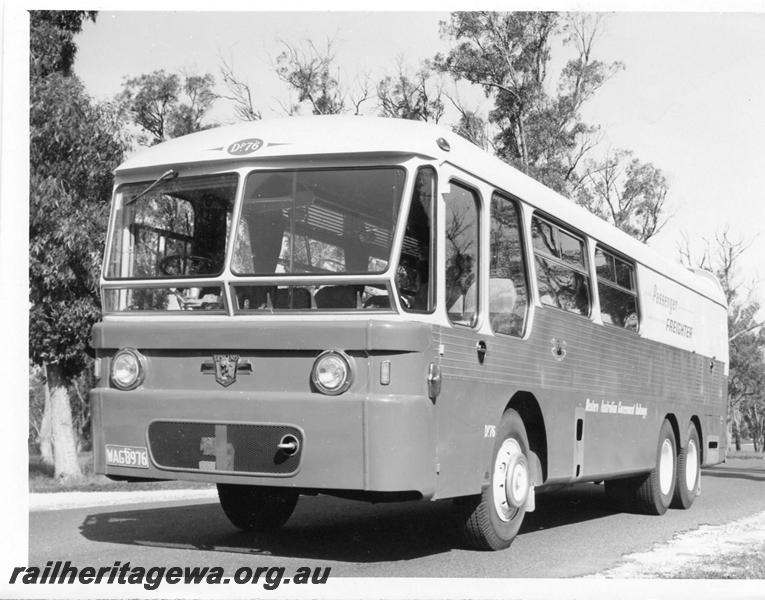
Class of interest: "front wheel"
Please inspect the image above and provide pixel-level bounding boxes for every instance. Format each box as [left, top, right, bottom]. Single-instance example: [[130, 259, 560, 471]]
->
[[671, 424, 701, 509], [453, 409, 531, 550], [217, 484, 298, 532]]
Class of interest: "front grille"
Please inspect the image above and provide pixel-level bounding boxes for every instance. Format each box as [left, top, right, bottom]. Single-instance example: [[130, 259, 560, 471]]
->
[[148, 421, 302, 475]]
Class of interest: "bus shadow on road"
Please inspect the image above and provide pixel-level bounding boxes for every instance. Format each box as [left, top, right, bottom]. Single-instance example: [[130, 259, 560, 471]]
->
[[701, 464, 765, 483], [79, 497, 457, 562], [78, 483, 621, 562]]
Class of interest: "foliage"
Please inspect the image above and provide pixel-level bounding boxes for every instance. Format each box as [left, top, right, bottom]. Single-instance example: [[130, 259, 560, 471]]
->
[[30, 9, 127, 479], [220, 57, 262, 121], [573, 149, 669, 242], [30, 35, 125, 380], [436, 13, 621, 193], [721, 236, 765, 451], [118, 70, 217, 144], [274, 39, 371, 116], [435, 12, 672, 243], [29, 10, 96, 79], [447, 96, 490, 150], [680, 230, 765, 452], [275, 40, 346, 115], [377, 61, 444, 122]]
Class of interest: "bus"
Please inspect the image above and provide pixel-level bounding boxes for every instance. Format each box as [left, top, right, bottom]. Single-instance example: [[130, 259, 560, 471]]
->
[[91, 116, 728, 550]]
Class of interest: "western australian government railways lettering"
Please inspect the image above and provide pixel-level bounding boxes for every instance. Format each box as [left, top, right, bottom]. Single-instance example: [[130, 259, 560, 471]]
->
[[585, 398, 648, 419]]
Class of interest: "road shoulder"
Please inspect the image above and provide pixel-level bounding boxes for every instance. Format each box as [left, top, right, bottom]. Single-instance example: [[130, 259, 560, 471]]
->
[[589, 509, 765, 578]]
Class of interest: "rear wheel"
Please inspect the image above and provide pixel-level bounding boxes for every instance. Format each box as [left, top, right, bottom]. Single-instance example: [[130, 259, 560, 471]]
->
[[605, 419, 677, 515], [453, 409, 531, 551], [671, 424, 701, 509], [217, 484, 298, 531]]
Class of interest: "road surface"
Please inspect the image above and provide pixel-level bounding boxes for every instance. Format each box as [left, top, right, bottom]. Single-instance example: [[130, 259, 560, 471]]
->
[[28, 457, 765, 578]]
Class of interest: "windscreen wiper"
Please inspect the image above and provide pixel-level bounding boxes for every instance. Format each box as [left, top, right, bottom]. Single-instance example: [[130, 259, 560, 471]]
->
[[126, 169, 178, 205]]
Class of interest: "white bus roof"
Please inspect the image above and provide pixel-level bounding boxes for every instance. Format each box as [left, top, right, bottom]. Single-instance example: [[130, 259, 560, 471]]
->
[[115, 115, 726, 307]]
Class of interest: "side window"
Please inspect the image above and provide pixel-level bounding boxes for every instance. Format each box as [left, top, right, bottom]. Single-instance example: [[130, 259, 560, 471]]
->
[[444, 182, 479, 327], [595, 247, 639, 331], [396, 167, 435, 312], [531, 216, 591, 316], [489, 193, 528, 336]]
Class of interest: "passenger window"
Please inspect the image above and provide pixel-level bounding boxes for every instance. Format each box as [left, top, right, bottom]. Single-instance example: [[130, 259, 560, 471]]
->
[[559, 230, 585, 268], [444, 182, 479, 327], [489, 194, 528, 336], [396, 167, 435, 312], [595, 247, 639, 331], [532, 216, 591, 317], [531, 218, 556, 257]]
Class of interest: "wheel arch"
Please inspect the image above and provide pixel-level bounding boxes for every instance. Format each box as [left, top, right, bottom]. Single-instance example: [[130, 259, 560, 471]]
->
[[664, 412, 681, 449], [690, 415, 703, 462], [506, 391, 548, 484]]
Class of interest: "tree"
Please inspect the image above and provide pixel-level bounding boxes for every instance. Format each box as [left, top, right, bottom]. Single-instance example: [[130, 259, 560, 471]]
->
[[220, 57, 262, 121], [377, 60, 444, 122], [445, 93, 490, 150], [574, 149, 670, 242], [274, 39, 370, 116], [435, 12, 623, 196], [679, 230, 765, 452], [30, 10, 126, 480], [30, 10, 97, 79], [118, 70, 217, 145]]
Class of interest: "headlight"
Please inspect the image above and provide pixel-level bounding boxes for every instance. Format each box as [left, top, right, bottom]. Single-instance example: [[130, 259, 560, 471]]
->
[[311, 350, 353, 395], [111, 348, 146, 390]]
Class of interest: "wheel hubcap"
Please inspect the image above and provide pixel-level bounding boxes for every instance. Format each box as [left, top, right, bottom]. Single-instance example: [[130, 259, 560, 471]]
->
[[685, 439, 699, 491], [659, 438, 674, 495], [492, 439, 529, 522]]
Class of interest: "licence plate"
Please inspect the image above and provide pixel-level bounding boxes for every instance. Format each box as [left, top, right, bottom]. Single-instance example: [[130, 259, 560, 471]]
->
[[105, 445, 149, 469]]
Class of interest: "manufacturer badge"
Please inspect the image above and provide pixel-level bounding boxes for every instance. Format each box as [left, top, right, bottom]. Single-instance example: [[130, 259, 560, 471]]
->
[[227, 138, 263, 155], [213, 354, 240, 387], [550, 338, 567, 362]]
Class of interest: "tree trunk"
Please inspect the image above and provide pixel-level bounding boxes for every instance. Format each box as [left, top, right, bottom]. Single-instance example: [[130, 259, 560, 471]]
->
[[39, 363, 53, 466], [732, 418, 741, 451], [46, 363, 83, 481]]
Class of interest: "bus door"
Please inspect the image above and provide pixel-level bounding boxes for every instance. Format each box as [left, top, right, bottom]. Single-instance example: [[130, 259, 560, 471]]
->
[[432, 177, 489, 499]]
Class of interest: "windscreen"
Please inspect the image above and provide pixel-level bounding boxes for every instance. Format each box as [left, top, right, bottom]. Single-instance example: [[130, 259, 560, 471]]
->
[[231, 168, 405, 276], [106, 173, 238, 279]]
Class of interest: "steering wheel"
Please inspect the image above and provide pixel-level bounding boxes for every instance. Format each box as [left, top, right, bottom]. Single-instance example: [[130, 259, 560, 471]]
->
[[159, 254, 214, 276]]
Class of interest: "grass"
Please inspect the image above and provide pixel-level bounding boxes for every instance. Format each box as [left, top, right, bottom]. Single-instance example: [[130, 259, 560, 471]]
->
[[725, 449, 764, 460], [670, 546, 765, 579], [29, 452, 213, 493]]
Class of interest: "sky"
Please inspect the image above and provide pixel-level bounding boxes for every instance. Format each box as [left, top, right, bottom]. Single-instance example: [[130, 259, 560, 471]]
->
[[70, 10, 765, 300]]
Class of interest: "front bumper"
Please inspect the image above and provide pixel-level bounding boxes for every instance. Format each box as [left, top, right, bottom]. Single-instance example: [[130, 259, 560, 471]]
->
[[91, 388, 436, 497]]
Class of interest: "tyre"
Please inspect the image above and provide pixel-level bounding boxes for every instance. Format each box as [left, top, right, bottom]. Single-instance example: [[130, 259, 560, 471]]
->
[[217, 484, 299, 532], [671, 424, 701, 509], [605, 419, 677, 515], [453, 409, 531, 551]]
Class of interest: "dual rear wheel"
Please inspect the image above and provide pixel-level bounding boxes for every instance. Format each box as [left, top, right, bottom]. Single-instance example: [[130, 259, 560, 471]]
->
[[606, 420, 701, 514], [672, 424, 701, 509]]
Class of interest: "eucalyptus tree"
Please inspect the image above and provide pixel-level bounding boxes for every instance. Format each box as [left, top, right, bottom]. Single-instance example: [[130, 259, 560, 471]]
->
[[118, 70, 217, 145], [30, 11, 126, 479]]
